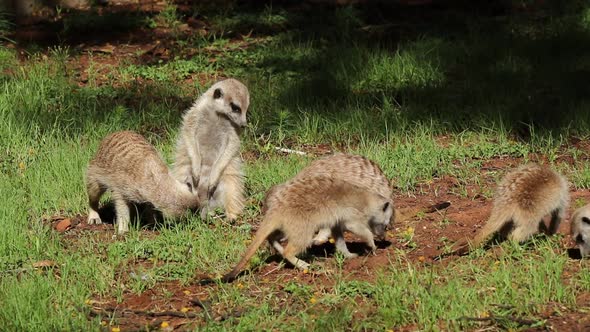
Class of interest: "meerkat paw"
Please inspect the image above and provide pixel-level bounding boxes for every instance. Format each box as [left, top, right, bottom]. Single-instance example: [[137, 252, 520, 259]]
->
[[87, 211, 102, 225], [344, 252, 359, 259], [312, 228, 332, 246], [116, 221, 129, 235]]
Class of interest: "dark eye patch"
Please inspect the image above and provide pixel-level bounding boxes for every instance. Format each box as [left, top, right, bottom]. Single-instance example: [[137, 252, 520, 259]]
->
[[582, 217, 590, 225], [230, 102, 241, 113]]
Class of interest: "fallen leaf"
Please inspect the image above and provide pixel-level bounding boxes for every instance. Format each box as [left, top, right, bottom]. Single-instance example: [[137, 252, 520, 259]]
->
[[54, 218, 72, 232]]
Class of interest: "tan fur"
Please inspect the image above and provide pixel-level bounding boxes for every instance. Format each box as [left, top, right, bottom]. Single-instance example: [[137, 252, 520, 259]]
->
[[452, 163, 569, 255], [261, 153, 450, 248], [172, 78, 249, 220], [570, 204, 590, 257], [86, 131, 200, 234], [222, 176, 393, 282], [262, 153, 394, 244]]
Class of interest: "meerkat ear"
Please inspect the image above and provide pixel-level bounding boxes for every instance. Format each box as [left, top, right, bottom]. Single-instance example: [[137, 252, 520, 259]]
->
[[382, 202, 390, 212], [582, 217, 590, 225], [213, 88, 223, 99]]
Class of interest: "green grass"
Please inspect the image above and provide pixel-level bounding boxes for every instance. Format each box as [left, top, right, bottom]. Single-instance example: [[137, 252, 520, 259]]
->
[[2, 2, 590, 330]]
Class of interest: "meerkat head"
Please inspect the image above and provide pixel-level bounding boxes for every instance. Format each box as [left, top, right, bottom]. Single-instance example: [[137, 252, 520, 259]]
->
[[367, 198, 394, 240], [208, 78, 250, 130], [572, 205, 590, 257]]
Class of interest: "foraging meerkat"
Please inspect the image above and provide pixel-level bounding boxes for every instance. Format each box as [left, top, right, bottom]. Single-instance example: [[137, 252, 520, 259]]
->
[[262, 153, 394, 247], [172, 78, 249, 220], [571, 204, 590, 257], [262, 153, 450, 248], [86, 131, 200, 234], [450, 163, 569, 255], [222, 176, 393, 282]]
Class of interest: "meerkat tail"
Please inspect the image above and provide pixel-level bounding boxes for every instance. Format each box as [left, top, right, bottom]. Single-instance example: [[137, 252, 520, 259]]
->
[[452, 209, 514, 256], [222, 219, 277, 283], [219, 157, 245, 220]]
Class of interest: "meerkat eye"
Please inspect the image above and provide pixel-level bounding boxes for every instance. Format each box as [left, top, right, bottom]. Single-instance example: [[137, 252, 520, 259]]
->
[[582, 217, 590, 225], [213, 88, 223, 99], [576, 234, 585, 244], [230, 102, 241, 113]]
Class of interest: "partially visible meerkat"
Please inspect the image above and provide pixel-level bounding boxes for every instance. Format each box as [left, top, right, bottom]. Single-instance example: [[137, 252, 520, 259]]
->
[[449, 163, 569, 256], [86, 131, 200, 234], [172, 78, 249, 220], [221, 176, 393, 282], [570, 204, 590, 257], [261, 153, 450, 247]]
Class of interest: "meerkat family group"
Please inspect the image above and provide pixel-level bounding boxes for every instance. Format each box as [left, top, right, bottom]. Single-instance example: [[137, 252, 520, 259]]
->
[[85, 78, 590, 283]]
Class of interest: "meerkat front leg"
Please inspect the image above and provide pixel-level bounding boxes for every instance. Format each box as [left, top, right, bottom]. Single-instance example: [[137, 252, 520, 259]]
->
[[332, 226, 358, 258], [343, 221, 377, 253], [206, 141, 236, 198], [112, 192, 130, 234], [184, 133, 202, 191]]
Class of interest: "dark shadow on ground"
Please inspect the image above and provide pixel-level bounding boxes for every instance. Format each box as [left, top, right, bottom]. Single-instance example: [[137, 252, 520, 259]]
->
[[8, 0, 590, 136]]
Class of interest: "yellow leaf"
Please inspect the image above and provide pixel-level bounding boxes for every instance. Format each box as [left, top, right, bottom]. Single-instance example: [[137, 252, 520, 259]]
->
[[181, 307, 189, 313], [328, 238, 335, 244], [111, 328, 120, 332], [183, 290, 191, 296], [309, 297, 317, 304], [18, 162, 25, 170], [161, 321, 169, 328]]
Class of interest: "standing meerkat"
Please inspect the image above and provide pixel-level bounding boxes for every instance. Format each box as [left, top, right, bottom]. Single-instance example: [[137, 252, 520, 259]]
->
[[86, 131, 200, 234], [173, 78, 249, 220], [221, 176, 393, 282], [450, 163, 569, 256], [570, 204, 590, 257]]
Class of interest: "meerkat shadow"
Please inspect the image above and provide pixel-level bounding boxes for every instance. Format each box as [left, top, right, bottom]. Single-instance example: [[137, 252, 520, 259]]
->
[[265, 239, 393, 266], [97, 202, 165, 230], [568, 248, 583, 260]]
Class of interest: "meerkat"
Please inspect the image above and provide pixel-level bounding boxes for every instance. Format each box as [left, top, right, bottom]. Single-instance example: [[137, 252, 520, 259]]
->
[[261, 153, 450, 248], [449, 163, 569, 256], [570, 204, 590, 257], [86, 131, 200, 234], [262, 153, 394, 247], [172, 78, 249, 220], [221, 176, 394, 282]]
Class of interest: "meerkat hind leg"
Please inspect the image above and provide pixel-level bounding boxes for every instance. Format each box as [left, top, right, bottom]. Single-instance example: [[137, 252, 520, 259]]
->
[[86, 177, 105, 225], [217, 160, 245, 221], [508, 218, 538, 243], [281, 230, 313, 270]]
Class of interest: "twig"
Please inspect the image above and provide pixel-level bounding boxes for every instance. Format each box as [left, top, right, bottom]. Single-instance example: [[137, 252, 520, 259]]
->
[[261, 264, 282, 277], [274, 147, 306, 156]]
